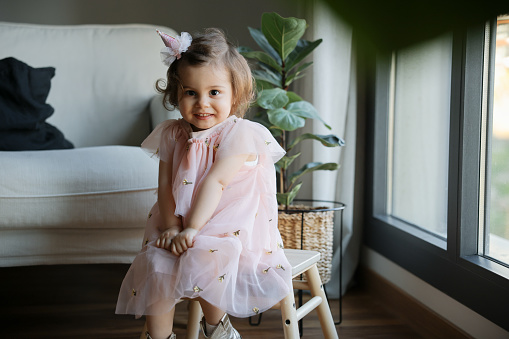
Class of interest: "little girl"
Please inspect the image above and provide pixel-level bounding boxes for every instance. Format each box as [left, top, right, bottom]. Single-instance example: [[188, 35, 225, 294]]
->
[[116, 28, 292, 339]]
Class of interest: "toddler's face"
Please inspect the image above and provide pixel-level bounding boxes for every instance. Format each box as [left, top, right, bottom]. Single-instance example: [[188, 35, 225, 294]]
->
[[178, 64, 233, 132]]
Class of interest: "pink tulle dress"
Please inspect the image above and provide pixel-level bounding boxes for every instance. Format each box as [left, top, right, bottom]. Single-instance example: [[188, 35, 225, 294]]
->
[[116, 116, 292, 318]]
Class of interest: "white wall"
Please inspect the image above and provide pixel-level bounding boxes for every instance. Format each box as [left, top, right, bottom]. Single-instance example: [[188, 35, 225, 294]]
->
[[0, 0, 297, 48], [362, 246, 509, 339]]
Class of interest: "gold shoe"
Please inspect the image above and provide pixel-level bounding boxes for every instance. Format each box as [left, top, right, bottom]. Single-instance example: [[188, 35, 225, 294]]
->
[[200, 313, 242, 339], [141, 322, 176, 339]]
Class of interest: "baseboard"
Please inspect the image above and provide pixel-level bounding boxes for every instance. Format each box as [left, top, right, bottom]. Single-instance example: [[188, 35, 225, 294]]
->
[[358, 266, 473, 339]]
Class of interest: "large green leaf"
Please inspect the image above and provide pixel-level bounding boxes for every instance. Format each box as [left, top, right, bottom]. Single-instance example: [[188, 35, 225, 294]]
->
[[276, 152, 301, 170], [267, 107, 306, 131], [285, 72, 305, 87], [241, 50, 282, 72], [237, 46, 253, 54], [252, 69, 281, 87], [257, 88, 289, 110], [255, 79, 274, 93], [286, 39, 323, 72], [286, 91, 303, 104], [289, 162, 339, 185], [288, 133, 345, 151], [251, 111, 270, 128], [286, 61, 313, 86], [277, 182, 303, 206], [247, 27, 281, 63], [261, 12, 306, 62], [287, 101, 332, 130]]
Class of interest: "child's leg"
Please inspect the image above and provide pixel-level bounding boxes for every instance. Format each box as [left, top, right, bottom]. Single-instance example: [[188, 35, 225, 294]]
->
[[146, 307, 175, 339], [198, 298, 225, 325], [197, 298, 241, 338]]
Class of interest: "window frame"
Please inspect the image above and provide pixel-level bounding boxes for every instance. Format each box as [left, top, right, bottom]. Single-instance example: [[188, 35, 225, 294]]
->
[[364, 20, 509, 331]]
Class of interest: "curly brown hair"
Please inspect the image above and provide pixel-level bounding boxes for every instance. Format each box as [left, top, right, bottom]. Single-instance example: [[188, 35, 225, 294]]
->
[[156, 28, 254, 118]]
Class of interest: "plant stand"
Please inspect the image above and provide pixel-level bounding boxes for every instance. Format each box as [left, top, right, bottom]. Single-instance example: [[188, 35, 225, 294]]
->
[[279, 200, 345, 328], [249, 200, 345, 334]]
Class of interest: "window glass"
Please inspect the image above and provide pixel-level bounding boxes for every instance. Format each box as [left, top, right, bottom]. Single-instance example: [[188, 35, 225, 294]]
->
[[388, 34, 453, 239], [486, 16, 509, 265]]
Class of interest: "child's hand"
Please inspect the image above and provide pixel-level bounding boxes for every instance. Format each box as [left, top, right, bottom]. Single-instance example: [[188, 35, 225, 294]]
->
[[156, 227, 180, 250], [170, 228, 198, 256]]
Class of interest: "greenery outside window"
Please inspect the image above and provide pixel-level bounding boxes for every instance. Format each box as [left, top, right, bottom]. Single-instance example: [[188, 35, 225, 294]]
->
[[482, 15, 509, 267]]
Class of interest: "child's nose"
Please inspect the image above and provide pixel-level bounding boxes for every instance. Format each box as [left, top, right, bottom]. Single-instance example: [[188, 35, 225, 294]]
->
[[197, 95, 210, 108]]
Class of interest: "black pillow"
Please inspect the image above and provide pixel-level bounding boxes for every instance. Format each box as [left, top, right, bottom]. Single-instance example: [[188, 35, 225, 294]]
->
[[0, 57, 74, 150]]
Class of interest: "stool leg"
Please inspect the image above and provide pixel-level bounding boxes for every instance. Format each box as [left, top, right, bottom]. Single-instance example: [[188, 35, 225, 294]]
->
[[186, 300, 202, 339], [280, 291, 299, 339], [306, 265, 338, 339]]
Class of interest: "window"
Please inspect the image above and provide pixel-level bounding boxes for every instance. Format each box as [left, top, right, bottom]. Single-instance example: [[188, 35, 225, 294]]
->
[[388, 34, 452, 241], [483, 16, 509, 266], [365, 17, 509, 331]]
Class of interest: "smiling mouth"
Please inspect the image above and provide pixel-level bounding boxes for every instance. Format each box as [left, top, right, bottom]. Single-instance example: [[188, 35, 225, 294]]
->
[[195, 113, 213, 117]]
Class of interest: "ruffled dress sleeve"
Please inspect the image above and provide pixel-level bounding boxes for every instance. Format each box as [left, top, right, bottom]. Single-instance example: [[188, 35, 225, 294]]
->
[[215, 119, 285, 164], [141, 119, 182, 163]]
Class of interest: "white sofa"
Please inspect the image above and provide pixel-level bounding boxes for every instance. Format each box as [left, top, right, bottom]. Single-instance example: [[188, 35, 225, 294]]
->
[[0, 22, 179, 267]]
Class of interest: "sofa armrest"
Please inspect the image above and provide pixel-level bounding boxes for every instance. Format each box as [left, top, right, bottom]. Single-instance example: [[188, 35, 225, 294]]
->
[[149, 94, 181, 129]]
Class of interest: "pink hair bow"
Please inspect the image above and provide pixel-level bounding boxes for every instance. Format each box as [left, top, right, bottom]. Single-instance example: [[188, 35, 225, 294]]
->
[[156, 30, 192, 67]]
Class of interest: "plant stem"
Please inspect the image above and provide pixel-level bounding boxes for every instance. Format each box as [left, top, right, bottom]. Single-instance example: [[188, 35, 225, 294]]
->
[[280, 131, 287, 195], [281, 61, 288, 91], [279, 60, 288, 199]]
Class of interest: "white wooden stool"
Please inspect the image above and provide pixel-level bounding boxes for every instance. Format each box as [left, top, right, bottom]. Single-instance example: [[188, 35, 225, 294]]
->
[[184, 248, 338, 339]]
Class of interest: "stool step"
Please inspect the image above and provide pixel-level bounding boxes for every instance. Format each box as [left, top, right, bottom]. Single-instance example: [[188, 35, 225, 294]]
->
[[296, 296, 322, 321]]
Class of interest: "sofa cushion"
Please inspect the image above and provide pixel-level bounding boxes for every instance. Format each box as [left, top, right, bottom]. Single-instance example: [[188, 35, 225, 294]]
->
[[0, 22, 176, 147], [0, 146, 158, 230], [0, 228, 146, 266]]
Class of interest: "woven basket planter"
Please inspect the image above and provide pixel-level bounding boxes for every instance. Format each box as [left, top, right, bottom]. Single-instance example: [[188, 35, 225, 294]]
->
[[278, 204, 336, 284]]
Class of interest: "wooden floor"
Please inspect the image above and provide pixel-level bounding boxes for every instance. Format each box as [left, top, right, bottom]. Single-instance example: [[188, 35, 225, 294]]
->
[[0, 264, 422, 338]]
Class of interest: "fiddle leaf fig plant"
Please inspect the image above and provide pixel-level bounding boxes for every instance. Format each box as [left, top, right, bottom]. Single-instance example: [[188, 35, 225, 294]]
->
[[241, 12, 345, 206]]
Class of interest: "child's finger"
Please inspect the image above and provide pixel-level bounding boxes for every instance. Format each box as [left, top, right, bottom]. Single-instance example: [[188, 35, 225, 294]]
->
[[157, 236, 167, 249], [162, 237, 171, 250], [180, 239, 188, 253], [175, 240, 184, 255], [170, 242, 180, 256], [186, 235, 193, 248]]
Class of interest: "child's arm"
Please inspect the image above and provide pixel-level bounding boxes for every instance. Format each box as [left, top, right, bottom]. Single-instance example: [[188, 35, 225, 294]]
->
[[156, 159, 183, 249], [169, 153, 251, 256]]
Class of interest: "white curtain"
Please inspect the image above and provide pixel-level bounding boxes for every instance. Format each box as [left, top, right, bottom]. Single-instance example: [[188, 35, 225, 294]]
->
[[303, 3, 359, 298]]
